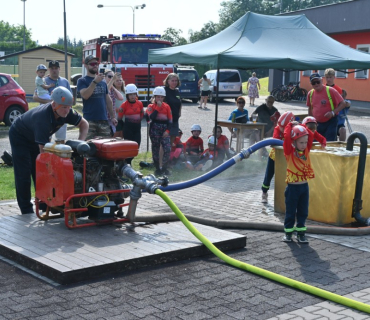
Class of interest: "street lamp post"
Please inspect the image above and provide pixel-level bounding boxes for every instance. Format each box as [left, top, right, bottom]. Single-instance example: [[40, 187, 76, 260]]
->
[[20, 0, 26, 51], [97, 4, 146, 33], [63, 0, 68, 80]]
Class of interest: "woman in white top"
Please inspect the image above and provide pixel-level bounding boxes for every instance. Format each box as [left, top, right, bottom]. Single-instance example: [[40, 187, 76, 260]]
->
[[198, 74, 212, 110], [112, 74, 126, 138]]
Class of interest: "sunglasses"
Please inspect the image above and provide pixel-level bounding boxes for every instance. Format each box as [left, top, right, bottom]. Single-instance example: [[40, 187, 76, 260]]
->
[[107, 75, 113, 78], [311, 80, 320, 85], [88, 62, 98, 66]]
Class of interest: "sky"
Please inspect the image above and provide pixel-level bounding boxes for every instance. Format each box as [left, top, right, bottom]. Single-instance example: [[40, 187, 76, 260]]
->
[[1, 0, 226, 46]]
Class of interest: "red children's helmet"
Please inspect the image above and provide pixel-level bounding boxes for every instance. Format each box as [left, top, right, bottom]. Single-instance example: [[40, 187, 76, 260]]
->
[[270, 111, 281, 124], [278, 111, 294, 128], [291, 125, 309, 141], [302, 116, 317, 125]]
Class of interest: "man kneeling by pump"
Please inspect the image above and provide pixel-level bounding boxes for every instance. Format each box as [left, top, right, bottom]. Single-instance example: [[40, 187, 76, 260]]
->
[[9, 87, 89, 215]]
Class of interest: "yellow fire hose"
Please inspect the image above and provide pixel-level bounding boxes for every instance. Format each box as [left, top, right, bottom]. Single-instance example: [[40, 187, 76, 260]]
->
[[155, 189, 370, 314]]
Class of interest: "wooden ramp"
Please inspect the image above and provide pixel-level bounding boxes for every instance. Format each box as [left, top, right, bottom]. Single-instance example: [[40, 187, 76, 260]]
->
[[0, 215, 246, 284]]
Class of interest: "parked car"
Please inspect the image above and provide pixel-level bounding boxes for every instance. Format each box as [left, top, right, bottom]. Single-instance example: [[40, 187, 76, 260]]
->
[[175, 66, 200, 103], [205, 69, 242, 102], [0, 73, 28, 126]]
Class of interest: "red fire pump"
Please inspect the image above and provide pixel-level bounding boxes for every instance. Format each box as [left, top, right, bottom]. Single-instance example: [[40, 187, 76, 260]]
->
[[35, 138, 138, 229]]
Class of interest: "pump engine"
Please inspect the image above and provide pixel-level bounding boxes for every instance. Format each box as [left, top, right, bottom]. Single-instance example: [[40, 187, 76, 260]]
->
[[35, 138, 139, 228]]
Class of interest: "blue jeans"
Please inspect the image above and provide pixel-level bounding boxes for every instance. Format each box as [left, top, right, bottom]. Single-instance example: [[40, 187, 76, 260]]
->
[[317, 116, 338, 142], [284, 183, 309, 232], [262, 157, 275, 193]]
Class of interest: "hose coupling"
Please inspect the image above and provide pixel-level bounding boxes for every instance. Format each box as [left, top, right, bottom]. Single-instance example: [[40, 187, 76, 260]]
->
[[240, 148, 251, 159]]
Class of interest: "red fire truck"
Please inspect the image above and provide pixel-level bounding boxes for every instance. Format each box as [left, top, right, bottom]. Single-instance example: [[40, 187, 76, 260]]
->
[[82, 34, 173, 103]]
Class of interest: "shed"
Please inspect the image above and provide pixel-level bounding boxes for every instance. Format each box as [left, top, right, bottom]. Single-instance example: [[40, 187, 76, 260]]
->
[[1, 46, 74, 96]]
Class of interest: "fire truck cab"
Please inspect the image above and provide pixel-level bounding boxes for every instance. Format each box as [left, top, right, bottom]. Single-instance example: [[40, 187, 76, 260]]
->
[[82, 34, 173, 104]]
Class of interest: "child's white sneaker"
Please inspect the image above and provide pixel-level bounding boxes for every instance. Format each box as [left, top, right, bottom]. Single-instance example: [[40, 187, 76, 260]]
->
[[261, 192, 268, 203], [202, 160, 213, 171]]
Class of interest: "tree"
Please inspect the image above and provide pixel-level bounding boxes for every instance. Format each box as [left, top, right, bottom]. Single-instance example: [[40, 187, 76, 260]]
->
[[189, 21, 219, 43], [0, 20, 37, 53], [162, 28, 188, 46]]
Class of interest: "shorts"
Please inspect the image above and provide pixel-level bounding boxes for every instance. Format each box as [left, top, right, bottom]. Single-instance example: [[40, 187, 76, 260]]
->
[[201, 90, 210, 97], [170, 121, 179, 137], [337, 124, 345, 136]]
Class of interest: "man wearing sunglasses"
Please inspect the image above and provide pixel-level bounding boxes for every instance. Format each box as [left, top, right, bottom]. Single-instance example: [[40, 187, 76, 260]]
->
[[306, 73, 346, 141], [77, 55, 117, 139]]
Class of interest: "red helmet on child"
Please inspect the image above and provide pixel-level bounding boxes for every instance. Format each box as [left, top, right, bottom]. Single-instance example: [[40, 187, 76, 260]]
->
[[291, 125, 309, 141], [302, 116, 317, 125], [278, 111, 294, 128]]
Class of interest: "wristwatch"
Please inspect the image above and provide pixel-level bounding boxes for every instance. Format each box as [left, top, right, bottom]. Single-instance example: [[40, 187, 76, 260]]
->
[[92, 80, 98, 84]]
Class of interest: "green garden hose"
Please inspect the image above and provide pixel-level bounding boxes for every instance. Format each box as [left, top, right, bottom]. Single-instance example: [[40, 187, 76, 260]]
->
[[155, 188, 370, 314]]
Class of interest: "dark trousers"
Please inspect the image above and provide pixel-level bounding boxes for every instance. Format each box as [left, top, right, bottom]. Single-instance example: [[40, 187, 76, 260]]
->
[[262, 157, 275, 193], [317, 116, 338, 142], [150, 123, 171, 167], [123, 122, 141, 165], [284, 183, 309, 232], [9, 126, 39, 214]]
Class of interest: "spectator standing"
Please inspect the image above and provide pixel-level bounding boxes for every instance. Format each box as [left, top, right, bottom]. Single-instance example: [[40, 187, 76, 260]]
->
[[163, 73, 182, 145], [9, 87, 88, 215], [77, 55, 117, 140], [146, 86, 173, 176], [247, 72, 260, 106], [118, 84, 144, 165], [198, 74, 212, 109], [306, 73, 346, 141], [324, 68, 342, 95], [104, 70, 124, 136], [337, 89, 351, 142], [113, 74, 126, 138], [33, 60, 72, 142]]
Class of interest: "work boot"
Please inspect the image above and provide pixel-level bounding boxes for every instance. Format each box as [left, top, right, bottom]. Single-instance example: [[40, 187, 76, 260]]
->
[[296, 232, 309, 244], [282, 232, 293, 242]]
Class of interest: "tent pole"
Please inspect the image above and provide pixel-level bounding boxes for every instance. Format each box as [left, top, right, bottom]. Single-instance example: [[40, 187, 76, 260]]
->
[[213, 67, 220, 156], [146, 63, 151, 152]]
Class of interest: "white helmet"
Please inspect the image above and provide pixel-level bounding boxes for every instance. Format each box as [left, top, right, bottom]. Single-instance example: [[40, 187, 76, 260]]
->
[[153, 86, 166, 96], [208, 136, 218, 144], [51, 87, 73, 106], [191, 124, 201, 132], [125, 84, 138, 94]]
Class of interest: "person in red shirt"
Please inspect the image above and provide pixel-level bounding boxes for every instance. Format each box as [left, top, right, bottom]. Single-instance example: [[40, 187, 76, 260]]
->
[[283, 123, 315, 244], [118, 83, 143, 165], [145, 86, 173, 176], [185, 124, 204, 164], [185, 136, 217, 171], [302, 116, 327, 148], [169, 129, 185, 166], [324, 68, 342, 95], [208, 125, 231, 166]]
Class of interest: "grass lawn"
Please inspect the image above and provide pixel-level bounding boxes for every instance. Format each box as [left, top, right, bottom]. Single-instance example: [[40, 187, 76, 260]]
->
[[243, 77, 269, 96]]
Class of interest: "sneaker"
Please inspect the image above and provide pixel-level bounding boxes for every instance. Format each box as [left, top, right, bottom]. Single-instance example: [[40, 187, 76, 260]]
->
[[261, 192, 268, 203], [185, 161, 194, 170], [282, 233, 293, 242], [198, 105, 202, 109], [296, 233, 309, 244], [202, 160, 213, 172]]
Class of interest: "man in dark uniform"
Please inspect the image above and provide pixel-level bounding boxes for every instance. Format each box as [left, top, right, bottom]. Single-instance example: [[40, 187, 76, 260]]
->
[[9, 87, 89, 214]]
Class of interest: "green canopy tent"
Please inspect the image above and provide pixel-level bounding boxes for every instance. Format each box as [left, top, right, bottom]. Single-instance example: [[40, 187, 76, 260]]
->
[[147, 12, 370, 148]]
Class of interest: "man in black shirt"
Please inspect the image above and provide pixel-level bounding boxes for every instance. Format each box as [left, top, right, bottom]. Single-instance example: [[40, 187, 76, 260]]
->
[[250, 95, 278, 138], [9, 87, 88, 214]]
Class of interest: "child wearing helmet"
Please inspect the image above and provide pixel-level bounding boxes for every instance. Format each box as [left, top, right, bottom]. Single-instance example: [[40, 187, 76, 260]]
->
[[208, 125, 231, 165], [118, 83, 144, 165], [261, 111, 295, 203], [282, 122, 315, 244], [302, 116, 326, 148], [185, 124, 204, 164], [186, 136, 217, 171], [169, 129, 185, 167], [145, 86, 173, 175]]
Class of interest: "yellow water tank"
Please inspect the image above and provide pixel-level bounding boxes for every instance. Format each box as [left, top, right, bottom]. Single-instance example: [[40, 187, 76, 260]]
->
[[274, 142, 370, 225]]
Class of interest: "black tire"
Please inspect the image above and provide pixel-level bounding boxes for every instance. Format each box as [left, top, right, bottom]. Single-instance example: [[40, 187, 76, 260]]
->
[[191, 98, 198, 103], [4, 105, 24, 126]]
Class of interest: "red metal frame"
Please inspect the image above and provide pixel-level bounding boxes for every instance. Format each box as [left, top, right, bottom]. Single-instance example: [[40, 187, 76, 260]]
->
[[35, 188, 131, 229]]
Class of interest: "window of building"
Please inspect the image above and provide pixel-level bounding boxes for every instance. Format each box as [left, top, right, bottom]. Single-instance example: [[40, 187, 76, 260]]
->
[[318, 70, 325, 77], [302, 70, 311, 76], [355, 45, 369, 79], [336, 70, 347, 78]]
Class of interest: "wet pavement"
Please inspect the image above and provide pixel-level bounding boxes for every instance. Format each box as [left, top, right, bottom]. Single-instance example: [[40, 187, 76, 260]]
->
[[1, 97, 370, 319]]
